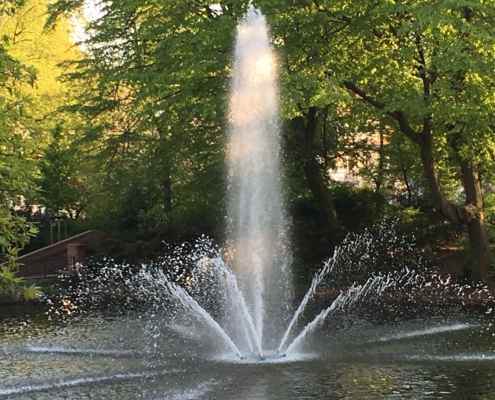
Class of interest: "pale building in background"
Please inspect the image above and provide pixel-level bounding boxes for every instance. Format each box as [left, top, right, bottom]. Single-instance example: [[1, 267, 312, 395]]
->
[[328, 130, 386, 188]]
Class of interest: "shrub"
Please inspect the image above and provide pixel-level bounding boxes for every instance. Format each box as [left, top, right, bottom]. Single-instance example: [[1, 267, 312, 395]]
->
[[331, 183, 387, 232]]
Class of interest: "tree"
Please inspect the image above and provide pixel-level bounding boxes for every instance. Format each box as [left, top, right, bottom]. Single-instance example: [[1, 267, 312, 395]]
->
[[39, 124, 85, 217], [336, 1, 495, 281], [0, 0, 39, 299], [45, 0, 248, 239], [249, 0, 494, 280], [0, 1, 37, 260], [0, 0, 80, 295], [289, 107, 340, 239]]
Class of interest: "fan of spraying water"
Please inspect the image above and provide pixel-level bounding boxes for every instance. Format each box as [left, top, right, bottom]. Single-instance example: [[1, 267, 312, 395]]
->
[[48, 222, 494, 363]]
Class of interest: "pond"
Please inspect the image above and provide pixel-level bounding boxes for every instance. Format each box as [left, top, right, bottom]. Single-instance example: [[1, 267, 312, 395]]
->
[[1, 309, 494, 400]]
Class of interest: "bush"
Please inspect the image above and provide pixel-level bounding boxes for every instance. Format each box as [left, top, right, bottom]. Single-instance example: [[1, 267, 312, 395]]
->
[[385, 205, 463, 248], [0, 266, 41, 302], [331, 183, 387, 232]]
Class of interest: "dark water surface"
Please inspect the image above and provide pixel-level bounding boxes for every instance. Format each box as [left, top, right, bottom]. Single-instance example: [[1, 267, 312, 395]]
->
[[1, 311, 494, 400]]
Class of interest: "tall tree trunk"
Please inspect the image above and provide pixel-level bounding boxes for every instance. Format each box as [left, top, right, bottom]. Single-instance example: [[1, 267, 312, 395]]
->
[[419, 132, 463, 224], [291, 107, 340, 240], [419, 132, 491, 281], [459, 161, 491, 281]]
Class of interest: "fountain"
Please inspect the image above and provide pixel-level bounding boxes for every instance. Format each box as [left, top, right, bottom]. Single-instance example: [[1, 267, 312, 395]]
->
[[124, 7, 397, 362], [41, 6, 495, 364], [225, 5, 290, 359], [1, 6, 495, 400]]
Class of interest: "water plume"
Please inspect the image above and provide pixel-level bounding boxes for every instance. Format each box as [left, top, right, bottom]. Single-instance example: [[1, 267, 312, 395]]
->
[[226, 5, 291, 354]]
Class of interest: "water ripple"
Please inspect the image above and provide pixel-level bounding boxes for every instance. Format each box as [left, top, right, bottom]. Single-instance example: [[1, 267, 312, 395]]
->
[[0, 369, 180, 397]]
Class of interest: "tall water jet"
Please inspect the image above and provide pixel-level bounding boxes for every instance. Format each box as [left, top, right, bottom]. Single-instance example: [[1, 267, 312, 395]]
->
[[226, 6, 291, 354]]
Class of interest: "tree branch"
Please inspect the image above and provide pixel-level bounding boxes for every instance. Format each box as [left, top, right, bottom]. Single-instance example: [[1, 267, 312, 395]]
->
[[342, 80, 420, 143]]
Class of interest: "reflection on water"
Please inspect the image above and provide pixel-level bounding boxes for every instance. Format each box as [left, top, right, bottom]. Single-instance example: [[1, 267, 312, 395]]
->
[[1, 312, 495, 400]]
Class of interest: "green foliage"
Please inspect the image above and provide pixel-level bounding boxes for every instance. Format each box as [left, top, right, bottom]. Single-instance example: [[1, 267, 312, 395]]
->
[[0, 265, 24, 299], [0, 0, 486, 279], [39, 125, 84, 217], [0, 211, 37, 261], [0, 0, 77, 298], [339, 0, 495, 182], [0, 1, 38, 271], [21, 283, 42, 301], [0, 265, 41, 302], [331, 184, 387, 232], [41, 0, 241, 241], [0, 0, 25, 16], [386, 204, 462, 249]]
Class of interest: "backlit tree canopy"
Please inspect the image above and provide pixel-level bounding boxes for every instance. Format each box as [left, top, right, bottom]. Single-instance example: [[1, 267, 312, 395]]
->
[[1, 0, 494, 282]]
